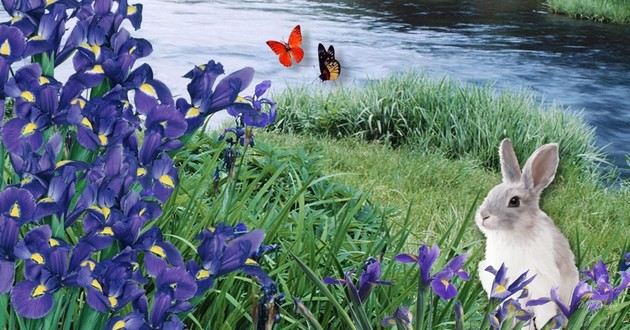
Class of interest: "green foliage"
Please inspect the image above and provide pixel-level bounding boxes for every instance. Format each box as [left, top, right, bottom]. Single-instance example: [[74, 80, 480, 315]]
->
[[156, 131, 629, 329], [272, 73, 604, 178], [546, 0, 630, 24]]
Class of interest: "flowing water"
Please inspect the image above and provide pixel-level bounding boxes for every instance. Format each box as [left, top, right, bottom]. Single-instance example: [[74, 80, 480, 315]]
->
[[8, 1, 630, 175]]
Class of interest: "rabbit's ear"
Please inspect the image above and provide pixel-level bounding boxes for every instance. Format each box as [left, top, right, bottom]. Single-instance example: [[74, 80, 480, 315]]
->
[[499, 139, 521, 183], [522, 143, 559, 193]]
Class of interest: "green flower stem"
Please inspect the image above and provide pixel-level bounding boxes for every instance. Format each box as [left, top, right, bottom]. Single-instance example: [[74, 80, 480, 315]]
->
[[415, 282, 427, 330]]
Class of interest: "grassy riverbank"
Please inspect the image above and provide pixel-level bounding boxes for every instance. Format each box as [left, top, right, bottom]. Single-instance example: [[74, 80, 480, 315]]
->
[[273, 73, 604, 178], [546, 0, 630, 24]]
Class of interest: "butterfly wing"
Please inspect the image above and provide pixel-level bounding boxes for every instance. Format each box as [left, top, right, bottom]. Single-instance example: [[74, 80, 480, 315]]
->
[[288, 25, 304, 64], [325, 57, 341, 81], [288, 25, 302, 49], [318, 43, 340, 81], [266, 40, 292, 67], [318, 43, 329, 80]]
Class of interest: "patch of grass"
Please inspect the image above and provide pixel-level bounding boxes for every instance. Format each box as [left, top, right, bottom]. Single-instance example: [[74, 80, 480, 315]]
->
[[258, 131, 630, 266], [546, 0, 630, 24], [273, 73, 605, 179]]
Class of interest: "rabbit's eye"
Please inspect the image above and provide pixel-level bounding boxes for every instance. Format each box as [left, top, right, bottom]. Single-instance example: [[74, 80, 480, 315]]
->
[[508, 196, 520, 208]]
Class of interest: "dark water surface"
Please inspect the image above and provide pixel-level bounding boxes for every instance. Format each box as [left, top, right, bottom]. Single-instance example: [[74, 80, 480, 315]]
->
[[7, 1, 630, 174]]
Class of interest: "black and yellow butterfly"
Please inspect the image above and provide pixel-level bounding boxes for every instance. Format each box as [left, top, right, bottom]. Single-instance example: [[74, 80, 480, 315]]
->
[[318, 43, 340, 81]]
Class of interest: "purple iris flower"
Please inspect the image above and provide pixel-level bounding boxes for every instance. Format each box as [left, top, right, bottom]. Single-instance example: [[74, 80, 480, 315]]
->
[[381, 306, 413, 329], [484, 263, 536, 300], [116, 266, 195, 330], [126, 64, 173, 114], [429, 254, 470, 300], [581, 259, 629, 309], [103, 28, 151, 84], [10, 226, 90, 319], [396, 244, 469, 300], [83, 255, 145, 313], [150, 155, 178, 203], [324, 257, 391, 305], [23, 4, 67, 57], [489, 298, 533, 329], [395, 244, 439, 286], [187, 224, 265, 295], [134, 227, 183, 277], [0, 187, 37, 223], [0, 25, 26, 62], [227, 80, 277, 128], [177, 62, 254, 133], [527, 281, 593, 325], [145, 104, 187, 139], [620, 252, 630, 272]]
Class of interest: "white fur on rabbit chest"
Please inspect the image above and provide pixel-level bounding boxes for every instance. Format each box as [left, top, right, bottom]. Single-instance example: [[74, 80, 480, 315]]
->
[[479, 226, 564, 327]]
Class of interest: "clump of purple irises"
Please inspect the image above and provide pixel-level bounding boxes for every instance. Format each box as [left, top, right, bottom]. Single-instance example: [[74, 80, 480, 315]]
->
[[0, 0, 278, 328]]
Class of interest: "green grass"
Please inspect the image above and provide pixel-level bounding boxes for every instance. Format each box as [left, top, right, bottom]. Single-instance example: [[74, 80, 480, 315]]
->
[[546, 0, 630, 24], [161, 131, 629, 329], [273, 73, 607, 179], [258, 131, 630, 267]]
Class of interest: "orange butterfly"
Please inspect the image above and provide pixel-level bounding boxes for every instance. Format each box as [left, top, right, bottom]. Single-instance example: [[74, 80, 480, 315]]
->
[[266, 25, 304, 67]]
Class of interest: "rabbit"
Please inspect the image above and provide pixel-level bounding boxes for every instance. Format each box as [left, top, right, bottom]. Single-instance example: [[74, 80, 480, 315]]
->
[[476, 138, 579, 329]]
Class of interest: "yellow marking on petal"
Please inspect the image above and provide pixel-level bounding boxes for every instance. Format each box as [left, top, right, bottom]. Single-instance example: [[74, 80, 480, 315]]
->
[[235, 96, 247, 103], [91, 279, 103, 293], [196, 269, 210, 280], [81, 117, 93, 130], [108, 295, 118, 308], [21, 122, 38, 136], [20, 176, 33, 185], [90, 44, 101, 58], [102, 207, 111, 219], [10, 15, 22, 24], [149, 245, 166, 258], [159, 175, 175, 188], [31, 253, 45, 265], [441, 279, 450, 288], [29, 34, 44, 41], [208, 226, 215, 233], [81, 260, 96, 271], [9, 202, 21, 218], [71, 98, 86, 109], [99, 226, 114, 236], [55, 160, 72, 169], [0, 39, 11, 56], [128, 46, 136, 54], [89, 65, 104, 74], [131, 262, 139, 271], [21, 91, 35, 102], [185, 106, 200, 119], [245, 258, 258, 265], [127, 5, 138, 15], [46, 0, 57, 5], [32, 284, 47, 297], [139, 208, 146, 217], [136, 167, 147, 177], [112, 320, 126, 330], [48, 238, 59, 247], [39, 196, 54, 203], [495, 284, 506, 294], [198, 64, 206, 70], [139, 83, 157, 97], [39, 76, 50, 85], [98, 134, 108, 146]]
